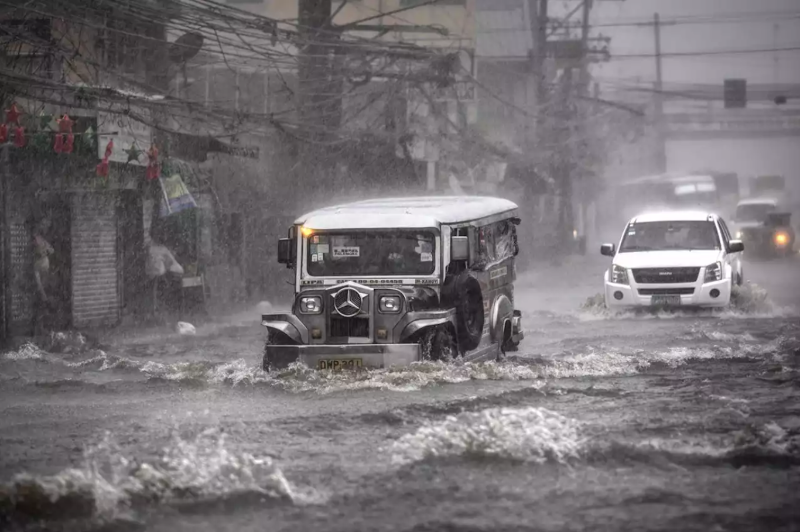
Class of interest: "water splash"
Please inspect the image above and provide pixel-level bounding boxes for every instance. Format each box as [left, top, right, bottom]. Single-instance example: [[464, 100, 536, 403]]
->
[[0, 429, 293, 523], [578, 282, 793, 321], [2, 343, 44, 361], [390, 407, 584, 465]]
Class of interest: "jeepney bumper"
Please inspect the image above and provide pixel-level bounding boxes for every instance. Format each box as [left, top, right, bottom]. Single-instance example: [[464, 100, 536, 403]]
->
[[264, 343, 421, 371]]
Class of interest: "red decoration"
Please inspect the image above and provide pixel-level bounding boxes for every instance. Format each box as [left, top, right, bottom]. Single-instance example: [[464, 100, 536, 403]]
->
[[13, 127, 25, 148], [96, 139, 114, 177], [5, 103, 21, 125], [0, 123, 7, 144], [145, 144, 160, 180], [54, 114, 75, 154]]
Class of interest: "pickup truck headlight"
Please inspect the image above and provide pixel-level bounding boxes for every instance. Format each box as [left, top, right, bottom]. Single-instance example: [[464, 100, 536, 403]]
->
[[610, 264, 629, 285], [299, 295, 322, 314], [379, 295, 401, 314], [704, 262, 722, 282]]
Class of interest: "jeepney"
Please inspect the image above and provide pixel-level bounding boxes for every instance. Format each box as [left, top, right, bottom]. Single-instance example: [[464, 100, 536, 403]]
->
[[261, 196, 525, 370]]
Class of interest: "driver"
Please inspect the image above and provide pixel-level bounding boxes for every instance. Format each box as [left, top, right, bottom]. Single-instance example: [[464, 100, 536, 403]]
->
[[686, 224, 717, 249]]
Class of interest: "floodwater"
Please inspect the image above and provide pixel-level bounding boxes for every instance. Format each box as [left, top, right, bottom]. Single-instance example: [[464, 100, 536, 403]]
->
[[1, 254, 799, 532]]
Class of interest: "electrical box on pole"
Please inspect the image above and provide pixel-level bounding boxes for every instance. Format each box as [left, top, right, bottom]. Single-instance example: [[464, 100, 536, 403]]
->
[[724, 79, 747, 108]]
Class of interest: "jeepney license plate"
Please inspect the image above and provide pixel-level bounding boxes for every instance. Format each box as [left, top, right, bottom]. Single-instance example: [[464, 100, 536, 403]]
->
[[317, 359, 363, 370], [651, 295, 681, 306]]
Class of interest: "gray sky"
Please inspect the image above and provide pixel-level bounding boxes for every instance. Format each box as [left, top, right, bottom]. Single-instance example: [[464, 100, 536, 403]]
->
[[587, 0, 800, 86]]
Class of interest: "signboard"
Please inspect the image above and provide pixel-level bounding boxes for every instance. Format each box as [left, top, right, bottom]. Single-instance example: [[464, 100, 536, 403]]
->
[[97, 104, 152, 166], [430, 81, 476, 102]]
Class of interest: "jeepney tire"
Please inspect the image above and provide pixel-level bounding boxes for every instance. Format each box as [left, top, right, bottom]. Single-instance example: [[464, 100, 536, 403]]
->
[[443, 273, 484, 353], [263, 330, 293, 372], [419, 327, 455, 362]]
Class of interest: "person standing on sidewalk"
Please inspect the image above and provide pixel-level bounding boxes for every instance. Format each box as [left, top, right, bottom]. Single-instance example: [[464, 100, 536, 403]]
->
[[31, 217, 55, 335]]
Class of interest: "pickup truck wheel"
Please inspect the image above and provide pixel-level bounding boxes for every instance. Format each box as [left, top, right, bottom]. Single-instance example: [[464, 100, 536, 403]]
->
[[420, 327, 455, 362]]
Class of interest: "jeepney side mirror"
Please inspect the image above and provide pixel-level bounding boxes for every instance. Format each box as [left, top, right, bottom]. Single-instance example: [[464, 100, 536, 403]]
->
[[277, 238, 293, 268], [600, 243, 616, 257], [451, 236, 469, 261]]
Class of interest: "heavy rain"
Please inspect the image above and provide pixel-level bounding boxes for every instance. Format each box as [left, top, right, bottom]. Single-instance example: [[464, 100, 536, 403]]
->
[[1, 1, 799, 531]]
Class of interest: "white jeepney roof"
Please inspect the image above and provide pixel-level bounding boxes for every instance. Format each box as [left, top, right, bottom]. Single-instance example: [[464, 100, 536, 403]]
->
[[294, 196, 519, 230]]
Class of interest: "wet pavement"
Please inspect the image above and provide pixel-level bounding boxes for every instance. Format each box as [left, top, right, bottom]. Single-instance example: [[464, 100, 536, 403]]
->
[[1, 253, 799, 532]]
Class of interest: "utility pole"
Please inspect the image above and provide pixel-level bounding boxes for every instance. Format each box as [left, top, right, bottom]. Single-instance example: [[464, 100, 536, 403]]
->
[[297, 0, 336, 140], [579, 0, 592, 95], [653, 12, 667, 173]]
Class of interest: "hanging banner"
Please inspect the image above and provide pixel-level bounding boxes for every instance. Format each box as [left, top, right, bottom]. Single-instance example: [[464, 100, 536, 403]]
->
[[158, 173, 197, 216]]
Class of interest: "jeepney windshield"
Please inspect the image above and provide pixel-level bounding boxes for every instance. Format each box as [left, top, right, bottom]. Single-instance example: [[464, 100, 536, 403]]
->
[[306, 231, 436, 276]]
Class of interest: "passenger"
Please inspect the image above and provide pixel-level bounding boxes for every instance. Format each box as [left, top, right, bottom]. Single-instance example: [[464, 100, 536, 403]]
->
[[146, 236, 184, 317], [31, 217, 54, 336]]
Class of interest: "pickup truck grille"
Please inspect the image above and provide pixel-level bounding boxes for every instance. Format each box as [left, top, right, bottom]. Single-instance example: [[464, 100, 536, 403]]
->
[[330, 317, 369, 338], [638, 288, 695, 296], [632, 267, 700, 284]]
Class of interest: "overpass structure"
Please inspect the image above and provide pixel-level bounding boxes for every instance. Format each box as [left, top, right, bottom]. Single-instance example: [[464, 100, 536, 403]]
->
[[658, 83, 800, 140]]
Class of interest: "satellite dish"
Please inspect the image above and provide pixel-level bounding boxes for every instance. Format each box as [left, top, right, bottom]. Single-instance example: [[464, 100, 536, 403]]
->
[[168, 32, 204, 64]]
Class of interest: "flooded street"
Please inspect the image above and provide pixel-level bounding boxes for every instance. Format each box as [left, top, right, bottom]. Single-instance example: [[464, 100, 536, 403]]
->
[[1, 254, 799, 532]]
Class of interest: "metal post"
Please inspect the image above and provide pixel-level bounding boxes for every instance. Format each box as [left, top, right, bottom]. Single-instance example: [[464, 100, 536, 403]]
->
[[653, 12, 667, 173], [426, 160, 436, 191]]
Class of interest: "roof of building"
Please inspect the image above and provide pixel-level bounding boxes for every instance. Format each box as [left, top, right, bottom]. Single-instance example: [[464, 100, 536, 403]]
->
[[629, 211, 717, 223], [295, 196, 520, 230]]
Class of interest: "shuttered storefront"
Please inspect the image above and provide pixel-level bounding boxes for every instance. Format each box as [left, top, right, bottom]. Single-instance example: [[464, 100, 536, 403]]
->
[[71, 193, 120, 327], [5, 183, 33, 336]]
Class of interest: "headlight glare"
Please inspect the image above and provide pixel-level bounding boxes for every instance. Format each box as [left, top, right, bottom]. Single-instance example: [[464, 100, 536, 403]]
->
[[299, 295, 322, 314], [704, 262, 722, 282], [379, 295, 401, 313], [611, 264, 628, 285]]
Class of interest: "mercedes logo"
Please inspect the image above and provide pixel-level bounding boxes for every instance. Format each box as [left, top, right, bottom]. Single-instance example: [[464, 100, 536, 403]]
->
[[333, 288, 363, 317]]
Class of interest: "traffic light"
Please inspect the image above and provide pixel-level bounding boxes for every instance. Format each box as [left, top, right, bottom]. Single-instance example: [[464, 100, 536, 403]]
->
[[724, 79, 746, 108]]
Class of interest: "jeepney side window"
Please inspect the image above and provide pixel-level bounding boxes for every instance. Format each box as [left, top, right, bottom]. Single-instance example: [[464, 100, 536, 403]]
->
[[494, 220, 515, 261], [477, 224, 496, 265]]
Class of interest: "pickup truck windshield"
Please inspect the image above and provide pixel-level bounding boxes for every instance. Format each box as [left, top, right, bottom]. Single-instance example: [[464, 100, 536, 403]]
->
[[735, 203, 775, 223], [306, 231, 436, 276], [620, 221, 721, 252]]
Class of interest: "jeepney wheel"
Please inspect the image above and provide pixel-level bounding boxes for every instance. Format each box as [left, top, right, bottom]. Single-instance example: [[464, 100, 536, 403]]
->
[[419, 327, 455, 362], [263, 330, 293, 372], [443, 273, 485, 354]]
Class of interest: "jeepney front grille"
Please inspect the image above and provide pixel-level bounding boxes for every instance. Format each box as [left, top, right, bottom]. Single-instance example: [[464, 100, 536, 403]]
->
[[330, 317, 369, 338]]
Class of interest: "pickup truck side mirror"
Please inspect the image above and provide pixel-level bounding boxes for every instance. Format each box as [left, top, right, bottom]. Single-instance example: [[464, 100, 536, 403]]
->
[[600, 243, 616, 257], [277, 238, 294, 267], [728, 240, 744, 253]]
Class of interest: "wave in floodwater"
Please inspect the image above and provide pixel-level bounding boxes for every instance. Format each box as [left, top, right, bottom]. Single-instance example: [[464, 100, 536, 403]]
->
[[0, 429, 294, 526], [390, 407, 584, 465], [578, 282, 795, 320], [389, 407, 800, 468], [1, 328, 793, 392]]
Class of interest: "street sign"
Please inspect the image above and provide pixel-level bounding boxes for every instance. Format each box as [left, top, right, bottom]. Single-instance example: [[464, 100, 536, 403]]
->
[[724, 79, 747, 109]]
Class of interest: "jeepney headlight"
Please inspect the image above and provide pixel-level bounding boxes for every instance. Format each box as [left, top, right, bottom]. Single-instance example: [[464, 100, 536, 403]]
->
[[704, 262, 722, 282], [299, 296, 322, 314], [611, 264, 628, 285], [379, 295, 401, 314]]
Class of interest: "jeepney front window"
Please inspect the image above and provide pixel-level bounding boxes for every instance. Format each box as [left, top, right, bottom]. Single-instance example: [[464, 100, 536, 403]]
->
[[306, 231, 436, 276]]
